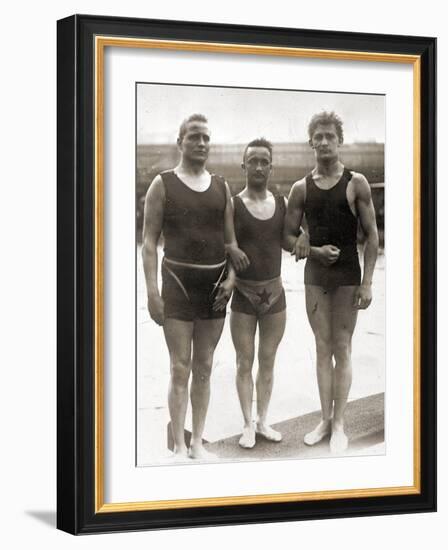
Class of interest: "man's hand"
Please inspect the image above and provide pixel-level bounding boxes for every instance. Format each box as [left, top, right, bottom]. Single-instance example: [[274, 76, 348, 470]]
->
[[227, 244, 250, 272], [316, 245, 340, 266], [292, 232, 310, 261], [213, 278, 234, 311], [147, 293, 165, 326], [353, 284, 372, 309]]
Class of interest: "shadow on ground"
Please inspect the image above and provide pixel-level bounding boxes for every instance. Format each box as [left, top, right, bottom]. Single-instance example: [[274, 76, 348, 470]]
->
[[26, 510, 56, 528], [207, 392, 384, 461]]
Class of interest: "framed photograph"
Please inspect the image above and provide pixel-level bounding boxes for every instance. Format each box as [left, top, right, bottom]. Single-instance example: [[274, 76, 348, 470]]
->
[[57, 14, 436, 534]]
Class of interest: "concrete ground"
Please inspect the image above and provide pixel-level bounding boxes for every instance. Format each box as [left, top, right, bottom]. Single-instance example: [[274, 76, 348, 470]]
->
[[137, 247, 385, 466]]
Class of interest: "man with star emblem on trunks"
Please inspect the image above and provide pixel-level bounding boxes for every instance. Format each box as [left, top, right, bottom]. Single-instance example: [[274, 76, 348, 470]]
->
[[217, 138, 289, 449]]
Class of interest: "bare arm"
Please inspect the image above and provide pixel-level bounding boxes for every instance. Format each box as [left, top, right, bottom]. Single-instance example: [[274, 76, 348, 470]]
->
[[223, 183, 237, 249], [213, 262, 236, 311], [141, 175, 165, 325], [214, 191, 238, 310], [281, 196, 297, 252], [223, 184, 250, 272], [284, 180, 320, 260], [282, 194, 312, 254], [354, 173, 379, 308], [284, 180, 306, 253]]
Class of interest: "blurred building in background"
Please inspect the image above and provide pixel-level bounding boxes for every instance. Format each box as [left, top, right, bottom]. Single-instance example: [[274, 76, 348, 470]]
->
[[136, 142, 384, 246]]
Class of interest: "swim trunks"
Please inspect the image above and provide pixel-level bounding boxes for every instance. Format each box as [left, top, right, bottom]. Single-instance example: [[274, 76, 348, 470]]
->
[[161, 258, 227, 321], [231, 278, 286, 317]]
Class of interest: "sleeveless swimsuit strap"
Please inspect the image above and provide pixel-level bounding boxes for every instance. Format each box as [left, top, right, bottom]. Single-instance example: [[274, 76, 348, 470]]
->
[[305, 167, 352, 188]]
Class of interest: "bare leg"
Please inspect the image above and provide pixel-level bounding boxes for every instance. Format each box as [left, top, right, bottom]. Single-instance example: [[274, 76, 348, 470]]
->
[[230, 311, 257, 448], [163, 319, 194, 457], [329, 286, 358, 453], [189, 317, 225, 459], [304, 285, 333, 445], [256, 309, 286, 441]]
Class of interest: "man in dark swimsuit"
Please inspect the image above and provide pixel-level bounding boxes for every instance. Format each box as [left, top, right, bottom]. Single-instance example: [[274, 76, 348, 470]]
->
[[284, 112, 379, 453], [142, 114, 248, 461], [222, 138, 287, 449]]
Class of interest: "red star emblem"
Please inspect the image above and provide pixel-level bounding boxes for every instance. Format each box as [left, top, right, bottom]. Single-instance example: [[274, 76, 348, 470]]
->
[[256, 288, 271, 305]]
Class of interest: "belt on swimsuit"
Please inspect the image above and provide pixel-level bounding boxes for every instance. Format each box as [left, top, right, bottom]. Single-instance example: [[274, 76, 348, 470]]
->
[[163, 257, 226, 270], [235, 276, 283, 316], [162, 257, 227, 300]]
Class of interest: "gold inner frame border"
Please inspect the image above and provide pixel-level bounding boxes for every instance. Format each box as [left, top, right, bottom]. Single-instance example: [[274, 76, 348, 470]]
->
[[94, 35, 421, 513]]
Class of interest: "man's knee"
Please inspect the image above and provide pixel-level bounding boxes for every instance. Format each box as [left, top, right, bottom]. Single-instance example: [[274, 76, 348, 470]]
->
[[333, 338, 352, 366], [258, 347, 276, 367], [192, 356, 214, 385], [315, 336, 332, 361], [236, 351, 254, 377], [170, 358, 191, 388], [257, 364, 274, 385]]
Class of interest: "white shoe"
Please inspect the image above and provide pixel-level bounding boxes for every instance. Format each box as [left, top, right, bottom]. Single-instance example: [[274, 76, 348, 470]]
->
[[256, 424, 282, 442], [239, 425, 256, 448], [330, 429, 348, 454], [304, 420, 331, 446]]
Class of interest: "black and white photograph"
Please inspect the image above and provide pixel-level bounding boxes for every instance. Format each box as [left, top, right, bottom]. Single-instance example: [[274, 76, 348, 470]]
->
[[136, 83, 385, 466], [0, 0, 441, 543]]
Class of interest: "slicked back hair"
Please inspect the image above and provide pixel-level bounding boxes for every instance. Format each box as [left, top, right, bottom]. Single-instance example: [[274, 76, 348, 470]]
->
[[243, 137, 273, 163], [177, 114, 208, 143], [308, 111, 344, 144]]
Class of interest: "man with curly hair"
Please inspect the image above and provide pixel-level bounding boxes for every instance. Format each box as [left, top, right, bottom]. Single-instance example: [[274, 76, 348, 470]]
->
[[284, 111, 379, 453]]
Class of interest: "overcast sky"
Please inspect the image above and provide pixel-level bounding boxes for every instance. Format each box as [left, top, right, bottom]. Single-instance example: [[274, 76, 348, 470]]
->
[[137, 83, 385, 145]]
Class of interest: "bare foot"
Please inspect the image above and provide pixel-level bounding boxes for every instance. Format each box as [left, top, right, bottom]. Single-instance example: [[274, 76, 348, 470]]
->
[[188, 445, 218, 461], [239, 425, 256, 448], [330, 427, 348, 454], [256, 423, 282, 442], [304, 420, 331, 446]]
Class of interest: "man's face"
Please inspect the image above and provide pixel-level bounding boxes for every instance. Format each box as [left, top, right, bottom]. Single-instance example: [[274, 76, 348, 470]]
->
[[243, 146, 272, 188], [178, 121, 211, 164], [309, 123, 341, 161]]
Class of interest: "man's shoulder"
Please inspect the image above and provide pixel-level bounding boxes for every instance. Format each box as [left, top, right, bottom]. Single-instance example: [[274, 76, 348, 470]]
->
[[285, 178, 307, 208], [210, 173, 229, 200], [295, 175, 308, 186], [291, 177, 307, 193], [349, 170, 369, 185], [153, 169, 173, 184], [348, 170, 371, 199], [154, 169, 182, 190], [146, 173, 166, 200], [210, 172, 226, 184], [158, 169, 174, 179], [151, 173, 165, 186]]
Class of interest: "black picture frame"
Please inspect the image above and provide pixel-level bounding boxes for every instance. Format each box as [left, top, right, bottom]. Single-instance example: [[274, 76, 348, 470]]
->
[[57, 14, 436, 535]]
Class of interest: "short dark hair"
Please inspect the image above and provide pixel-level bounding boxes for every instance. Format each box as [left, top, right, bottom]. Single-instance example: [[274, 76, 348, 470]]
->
[[178, 114, 208, 142], [243, 137, 273, 162], [308, 111, 344, 143]]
